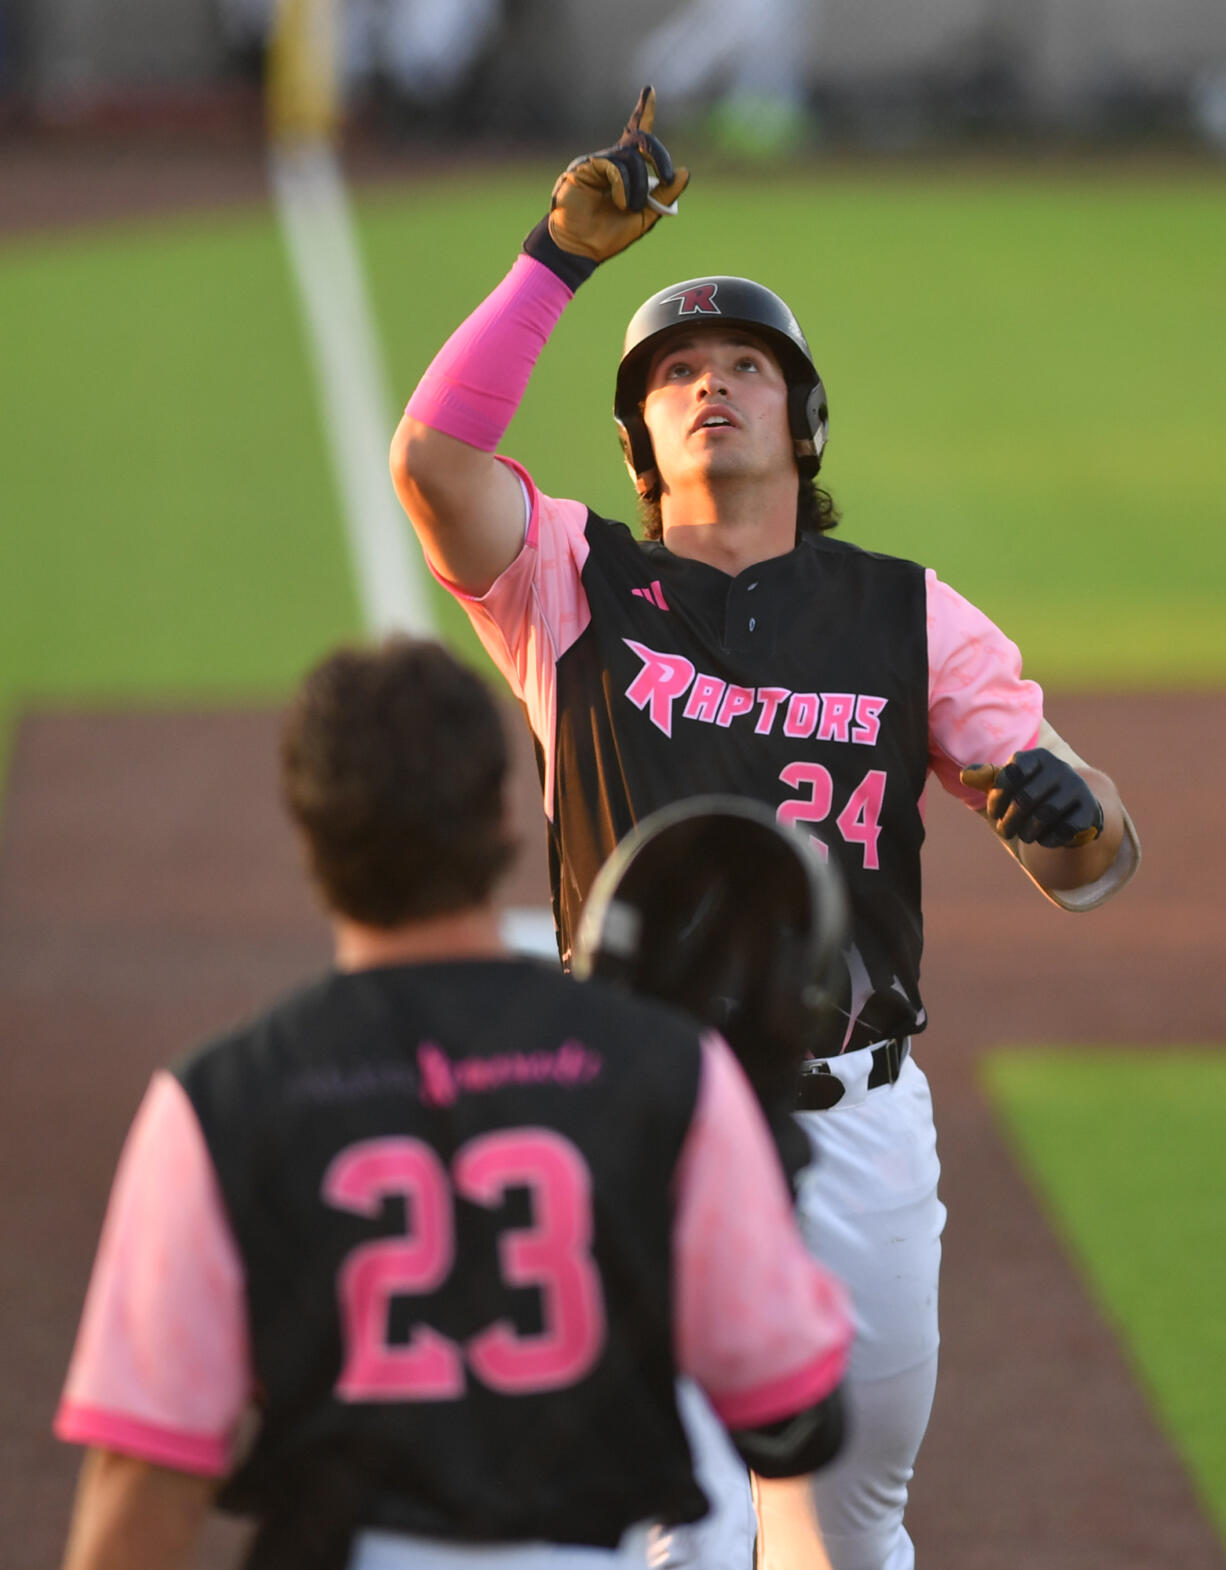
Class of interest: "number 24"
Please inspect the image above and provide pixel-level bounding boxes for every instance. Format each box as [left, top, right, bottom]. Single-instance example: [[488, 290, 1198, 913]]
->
[[778, 763, 886, 869]]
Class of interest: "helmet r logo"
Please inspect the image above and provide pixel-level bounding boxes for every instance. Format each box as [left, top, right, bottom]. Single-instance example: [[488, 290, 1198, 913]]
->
[[664, 283, 721, 317]]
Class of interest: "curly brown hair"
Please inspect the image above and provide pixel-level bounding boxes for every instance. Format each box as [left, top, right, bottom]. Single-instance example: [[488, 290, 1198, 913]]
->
[[636, 476, 840, 542], [280, 637, 516, 926]]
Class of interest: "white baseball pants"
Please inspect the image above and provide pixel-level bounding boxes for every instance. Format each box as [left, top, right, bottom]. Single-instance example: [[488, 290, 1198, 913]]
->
[[664, 1050, 945, 1570], [350, 1525, 652, 1569]]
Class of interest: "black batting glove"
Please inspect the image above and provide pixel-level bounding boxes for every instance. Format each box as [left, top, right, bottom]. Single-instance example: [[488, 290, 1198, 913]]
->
[[960, 748, 1104, 849], [522, 86, 690, 291]]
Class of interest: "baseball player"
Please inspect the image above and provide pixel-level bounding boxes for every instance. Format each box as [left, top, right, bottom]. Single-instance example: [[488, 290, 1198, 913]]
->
[[388, 88, 1142, 1570], [54, 636, 854, 1570]]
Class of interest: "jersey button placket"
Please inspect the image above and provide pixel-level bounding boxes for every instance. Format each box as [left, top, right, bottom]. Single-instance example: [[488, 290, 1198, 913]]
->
[[724, 577, 768, 654]]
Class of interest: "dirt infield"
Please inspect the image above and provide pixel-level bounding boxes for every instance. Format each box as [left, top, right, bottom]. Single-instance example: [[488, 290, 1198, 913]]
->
[[1, 131, 1223, 1568], [1, 693, 1223, 1568]]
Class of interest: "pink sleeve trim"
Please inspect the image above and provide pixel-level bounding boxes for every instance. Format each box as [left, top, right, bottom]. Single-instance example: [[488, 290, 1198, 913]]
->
[[404, 255, 573, 452], [711, 1341, 849, 1432], [926, 568, 1043, 805], [53, 1402, 229, 1478]]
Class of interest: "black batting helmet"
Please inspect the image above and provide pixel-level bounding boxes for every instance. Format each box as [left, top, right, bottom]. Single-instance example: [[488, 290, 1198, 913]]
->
[[572, 797, 846, 1138], [613, 276, 829, 494]]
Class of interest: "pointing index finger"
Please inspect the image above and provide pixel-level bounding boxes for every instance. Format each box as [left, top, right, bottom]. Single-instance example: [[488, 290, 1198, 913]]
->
[[624, 84, 655, 139]]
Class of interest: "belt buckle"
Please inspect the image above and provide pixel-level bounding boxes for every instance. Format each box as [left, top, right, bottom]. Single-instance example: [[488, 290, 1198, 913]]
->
[[867, 1037, 905, 1091]]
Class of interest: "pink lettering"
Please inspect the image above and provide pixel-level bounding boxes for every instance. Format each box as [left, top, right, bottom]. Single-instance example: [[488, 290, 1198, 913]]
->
[[420, 1043, 603, 1100], [716, 685, 756, 727], [324, 1130, 609, 1403], [324, 1139, 464, 1401], [853, 695, 887, 745], [784, 692, 820, 739], [817, 693, 855, 744], [455, 1058, 500, 1091], [458, 1131, 607, 1393], [683, 673, 727, 724], [755, 686, 790, 734], [624, 640, 696, 737], [556, 1041, 602, 1084], [778, 761, 833, 857], [836, 769, 887, 870], [418, 1042, 457, 1107]]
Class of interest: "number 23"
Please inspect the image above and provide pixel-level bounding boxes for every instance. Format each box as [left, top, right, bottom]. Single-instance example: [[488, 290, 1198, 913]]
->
[[322, 1129, 607, 1402]]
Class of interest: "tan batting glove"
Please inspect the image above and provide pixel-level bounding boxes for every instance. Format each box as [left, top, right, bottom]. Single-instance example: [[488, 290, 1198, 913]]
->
[[549, 86, 690, 262], [522, 87, 690, 290]]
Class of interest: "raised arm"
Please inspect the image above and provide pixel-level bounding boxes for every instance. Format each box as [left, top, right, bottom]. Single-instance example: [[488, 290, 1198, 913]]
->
[[389, 86, 689, 596]]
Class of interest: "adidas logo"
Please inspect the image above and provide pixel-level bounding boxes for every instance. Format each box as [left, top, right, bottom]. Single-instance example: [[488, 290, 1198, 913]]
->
[[630, 579, 669, 610]]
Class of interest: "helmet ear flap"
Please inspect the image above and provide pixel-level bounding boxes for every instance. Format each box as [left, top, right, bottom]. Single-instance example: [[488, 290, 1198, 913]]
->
[[788, 377, 829, 475], [616, 409, 658, 496]]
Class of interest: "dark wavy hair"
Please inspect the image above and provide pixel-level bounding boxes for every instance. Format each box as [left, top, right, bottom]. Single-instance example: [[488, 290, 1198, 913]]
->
[[280, 637, 516, 926], [636, 476, 840, 542]]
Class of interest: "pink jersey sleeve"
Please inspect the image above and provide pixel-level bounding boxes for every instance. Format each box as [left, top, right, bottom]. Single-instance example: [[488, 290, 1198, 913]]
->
[[673, 1035, 853, 1431], [926, 568, 1044, 806], [54, 1072, 251, 1475], [427, 456, 591, 819]]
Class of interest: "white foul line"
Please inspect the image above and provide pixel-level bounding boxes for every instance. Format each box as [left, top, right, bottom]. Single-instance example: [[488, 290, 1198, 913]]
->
[[269, 141, 435, 638], [272, 142, 557, 963]]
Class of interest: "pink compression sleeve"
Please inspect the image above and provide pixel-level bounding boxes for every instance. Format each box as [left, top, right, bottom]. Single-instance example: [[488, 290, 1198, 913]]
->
[[404, 255, 574, 452]]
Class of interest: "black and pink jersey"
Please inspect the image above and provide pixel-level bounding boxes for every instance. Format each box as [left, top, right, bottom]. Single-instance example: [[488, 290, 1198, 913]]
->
[[55, 959, 850, 1550], [439, 462, 1043, 1054]]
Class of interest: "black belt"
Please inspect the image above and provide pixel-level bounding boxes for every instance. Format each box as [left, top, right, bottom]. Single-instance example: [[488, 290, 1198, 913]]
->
[[795, 1038, 910, 1111]]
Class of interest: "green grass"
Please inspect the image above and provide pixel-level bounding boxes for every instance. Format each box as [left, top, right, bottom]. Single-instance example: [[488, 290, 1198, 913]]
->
[[983, 1048, 1226, 1544], [2, 163, 1224, 779], [361, 167, 1226, 689], [0, 212, 362, 700], [0, 208, 364, 784]]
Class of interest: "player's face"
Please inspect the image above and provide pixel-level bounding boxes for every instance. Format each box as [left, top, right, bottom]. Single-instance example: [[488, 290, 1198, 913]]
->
[[641, 328, 794, 491]]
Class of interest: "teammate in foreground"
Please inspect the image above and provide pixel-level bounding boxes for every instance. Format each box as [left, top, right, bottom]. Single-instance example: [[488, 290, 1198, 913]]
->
[[389, 88, 1142, 1570], [53, 637, 854, 1570]]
